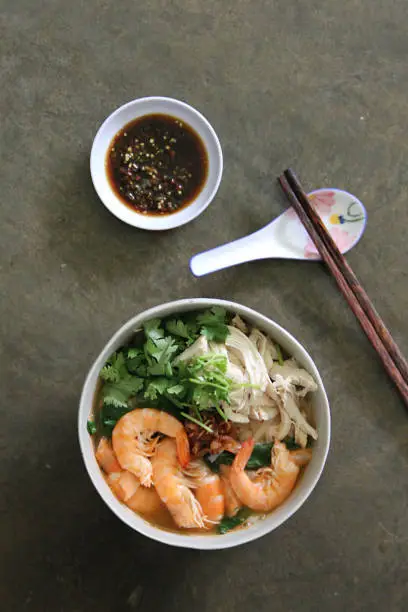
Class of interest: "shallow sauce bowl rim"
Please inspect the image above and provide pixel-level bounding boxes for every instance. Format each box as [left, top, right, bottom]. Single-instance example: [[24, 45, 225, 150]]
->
[[90, 97, 223, 231], [78, 298, 331, 550]]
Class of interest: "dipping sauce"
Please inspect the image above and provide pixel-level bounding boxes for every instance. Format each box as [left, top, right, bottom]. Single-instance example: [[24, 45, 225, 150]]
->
[[106, 114, 208, 215]]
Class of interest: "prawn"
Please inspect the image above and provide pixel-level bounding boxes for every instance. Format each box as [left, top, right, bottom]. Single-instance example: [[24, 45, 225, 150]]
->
[[219, 465, 242, 517], [152, 438, 206, 529], [96, 437, 122, 474], [230, 438, 304, 512], [96, 437, 163, 514], [184, 460, 225, 525], [108, 472, 163, 514], [112, 408, 190, 487], [108, 471, 140, 501]]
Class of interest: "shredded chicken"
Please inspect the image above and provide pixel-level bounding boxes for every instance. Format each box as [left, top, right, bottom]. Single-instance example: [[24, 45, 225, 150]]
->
[[174, 335, 209, 363], [269, 359, 318, 396], [248, 328, 278, 371], [224, 326, 280, 422], [176, 318, 318, 449], [271, 374, 318, 443], [228, 324, 318, 448], [231, 314, 248, 334], [236, 418, 283, 443]]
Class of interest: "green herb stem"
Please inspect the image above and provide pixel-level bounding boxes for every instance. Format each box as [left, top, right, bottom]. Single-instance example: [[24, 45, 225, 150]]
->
[[215, 403, 227, 421], [180, 412, 214, 433], [193, 404, 203, 422], [188, 378, 229, 392]]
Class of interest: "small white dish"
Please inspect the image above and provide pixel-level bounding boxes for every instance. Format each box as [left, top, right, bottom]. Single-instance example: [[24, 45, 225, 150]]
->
[[90, 97, 223, 231], [78, 298, 331, 550]]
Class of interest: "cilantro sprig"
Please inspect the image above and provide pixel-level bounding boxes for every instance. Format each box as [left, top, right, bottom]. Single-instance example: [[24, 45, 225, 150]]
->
[[197, 306, 229, 342], [177, 353, 231, 417], [88, 309, 232, 437], [100, 352, 144, 408]]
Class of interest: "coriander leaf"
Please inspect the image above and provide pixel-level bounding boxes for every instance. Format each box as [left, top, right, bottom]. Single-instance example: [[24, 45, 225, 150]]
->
[[100, 402, 132, 436], [218, 508, 252, 534], [127, 347, 142, 359], [126, 348, 148, 376], [149, 337, 179, 361], [144, 318, 164, 342], [201, 325, 229, 342], [101, 393, 128, 409], [102, 373, 144, 407], [100, 365, 120, 383], [166, 384, 186, 397], [191, 383, 229, 410], [144, 339, 157, 365], [148, 362, 172, 377], [165, 319, 197, 343], [191, 386, 214, 411], [144, 377, 173, 400], [145, 337, 179, 376], [87, 420, 97, 435], [197, 306, 227, 326], [197, 307, 229, 342], [100, 352, 126, 383], [99, 351, 144, 408]]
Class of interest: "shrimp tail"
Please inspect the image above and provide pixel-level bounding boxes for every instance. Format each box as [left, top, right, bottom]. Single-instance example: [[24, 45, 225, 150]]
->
[[233, 437, 254, 471], [176, 431, 191, 468]]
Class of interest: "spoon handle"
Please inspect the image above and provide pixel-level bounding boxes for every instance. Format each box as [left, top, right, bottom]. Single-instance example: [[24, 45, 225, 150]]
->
[[190, 233, 266, 276]]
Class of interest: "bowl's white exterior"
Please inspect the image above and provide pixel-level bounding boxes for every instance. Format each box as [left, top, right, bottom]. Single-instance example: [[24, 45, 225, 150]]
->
[[78, 299, 330, 549], [90, 97, 223, 230]]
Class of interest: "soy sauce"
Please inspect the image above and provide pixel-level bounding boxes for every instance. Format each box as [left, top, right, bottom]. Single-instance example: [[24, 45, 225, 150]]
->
[[106, 114, 208, 215]]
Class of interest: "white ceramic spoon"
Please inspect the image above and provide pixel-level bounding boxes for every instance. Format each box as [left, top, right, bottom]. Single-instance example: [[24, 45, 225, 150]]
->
[[190, 188, 367, 277]]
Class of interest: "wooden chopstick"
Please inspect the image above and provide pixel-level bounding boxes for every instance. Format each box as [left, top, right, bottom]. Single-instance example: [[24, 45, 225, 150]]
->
[[284, 169, 408, 382], [278, 170, 408, 408]]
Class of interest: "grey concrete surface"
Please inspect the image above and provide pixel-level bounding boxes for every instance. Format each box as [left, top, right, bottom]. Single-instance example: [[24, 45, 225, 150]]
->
[[1, 0, 408, 610]]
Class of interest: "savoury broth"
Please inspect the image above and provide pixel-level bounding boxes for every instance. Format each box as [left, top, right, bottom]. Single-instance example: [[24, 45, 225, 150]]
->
[[106, 114, 208, 215], [136, 501, 218, 536]]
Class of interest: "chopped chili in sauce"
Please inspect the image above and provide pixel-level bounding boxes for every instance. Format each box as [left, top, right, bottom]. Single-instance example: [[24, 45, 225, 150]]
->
[[106, 114, 208, 215]]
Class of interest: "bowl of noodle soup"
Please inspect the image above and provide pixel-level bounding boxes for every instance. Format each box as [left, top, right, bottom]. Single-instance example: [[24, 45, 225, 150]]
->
[[78, 298, 330, 549]]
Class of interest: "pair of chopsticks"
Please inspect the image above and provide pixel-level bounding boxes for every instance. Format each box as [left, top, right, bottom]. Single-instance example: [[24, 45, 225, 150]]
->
[[278, 169, 408, 409]]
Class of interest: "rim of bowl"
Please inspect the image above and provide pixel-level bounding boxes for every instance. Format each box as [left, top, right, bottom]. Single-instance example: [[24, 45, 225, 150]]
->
[[78, 298, 331, 550], [90, 97, 223, 231]]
